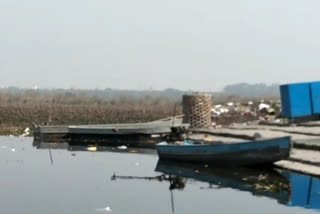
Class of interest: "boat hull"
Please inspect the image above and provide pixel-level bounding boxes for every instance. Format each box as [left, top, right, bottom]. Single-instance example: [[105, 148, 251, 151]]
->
[[156, 137, 291, 166]]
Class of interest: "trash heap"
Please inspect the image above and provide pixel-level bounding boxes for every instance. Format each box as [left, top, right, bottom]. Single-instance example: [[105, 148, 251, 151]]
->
[[211, 100, 282, 127]]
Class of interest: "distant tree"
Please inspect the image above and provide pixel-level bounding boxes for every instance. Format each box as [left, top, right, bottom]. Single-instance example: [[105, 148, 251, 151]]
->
[[223, 83, 280, 97]]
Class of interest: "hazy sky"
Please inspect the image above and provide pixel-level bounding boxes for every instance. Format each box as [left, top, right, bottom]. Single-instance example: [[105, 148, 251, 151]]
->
[[1, 0, 320, 91]]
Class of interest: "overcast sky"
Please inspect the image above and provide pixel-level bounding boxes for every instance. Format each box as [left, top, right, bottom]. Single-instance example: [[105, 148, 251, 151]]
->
[[1, 0, 320, 91]]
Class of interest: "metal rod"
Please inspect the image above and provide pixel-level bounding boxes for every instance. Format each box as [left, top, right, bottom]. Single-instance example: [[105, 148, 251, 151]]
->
[[111, 173, 168, 181], [172, 104, 177, 127], [170, 190, 175, 214], [49, 149, 53, 165]]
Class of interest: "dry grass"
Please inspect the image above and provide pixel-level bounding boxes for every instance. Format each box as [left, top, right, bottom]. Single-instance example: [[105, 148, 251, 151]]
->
[[0, 103, 182, 135], [0, 92, 182, 135]]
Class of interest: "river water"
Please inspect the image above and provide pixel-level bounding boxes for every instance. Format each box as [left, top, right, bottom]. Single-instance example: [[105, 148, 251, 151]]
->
[[0, 136, 319, 214]]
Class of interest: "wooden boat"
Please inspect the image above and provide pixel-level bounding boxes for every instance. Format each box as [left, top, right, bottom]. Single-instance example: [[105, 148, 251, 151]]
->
[[156, 136, 291, 166]]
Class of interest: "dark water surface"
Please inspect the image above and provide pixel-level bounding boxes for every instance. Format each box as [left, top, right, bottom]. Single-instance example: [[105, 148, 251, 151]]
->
[[1, 136, 320, 214]]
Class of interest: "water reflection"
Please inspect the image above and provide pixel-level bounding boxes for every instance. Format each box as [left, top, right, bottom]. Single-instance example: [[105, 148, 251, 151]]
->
[[156, 160, 290, 202], [33, 141, 156, 156], [280, 170, 320, 210], [33, 141, 320, 212], [68, 144, 156, 155], [112, 159, 320, 212]]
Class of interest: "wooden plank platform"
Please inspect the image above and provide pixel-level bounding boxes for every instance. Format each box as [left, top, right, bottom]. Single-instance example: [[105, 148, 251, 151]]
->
[[33, 118, 188, 147], [275, 160, 320, 177], [34, 126, 69, 134], [68, 124, 178, 135], [202, 124, 320, 150], [34, 118, 186, 135]]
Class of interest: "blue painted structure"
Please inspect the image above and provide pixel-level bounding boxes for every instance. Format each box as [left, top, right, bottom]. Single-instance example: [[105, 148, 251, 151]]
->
[[280, 83, 313, 118], [281, 171, 320, 211], [310, 82, 320, 114], [156, 137, 291, 166]]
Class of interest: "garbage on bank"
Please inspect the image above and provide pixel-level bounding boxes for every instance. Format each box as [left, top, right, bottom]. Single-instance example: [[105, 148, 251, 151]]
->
[[211, 99, 282, 127], [19, 128, 31, 137]]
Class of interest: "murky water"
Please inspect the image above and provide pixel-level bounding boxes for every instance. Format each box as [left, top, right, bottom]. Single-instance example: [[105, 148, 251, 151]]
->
[[1, 136, 320, 214]]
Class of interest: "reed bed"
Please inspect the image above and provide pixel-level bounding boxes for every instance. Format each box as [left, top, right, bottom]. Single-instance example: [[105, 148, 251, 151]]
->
[[0, 95, 181, 135]]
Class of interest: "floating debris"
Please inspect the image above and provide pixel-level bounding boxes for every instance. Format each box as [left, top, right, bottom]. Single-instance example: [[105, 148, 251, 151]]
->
[[117, 145, 128, 150], [96, 206, 112, 212], [87, 147, 98, 152], [105, 207, 112, 212], [20, 127, 30, 137]]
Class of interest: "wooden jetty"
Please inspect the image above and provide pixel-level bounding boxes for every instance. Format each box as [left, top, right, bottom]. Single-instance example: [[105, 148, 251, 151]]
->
[[33, 118, 188, 148]]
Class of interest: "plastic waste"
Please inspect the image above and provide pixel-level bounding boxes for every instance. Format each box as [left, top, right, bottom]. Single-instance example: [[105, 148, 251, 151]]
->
[[267, 108, 275, 114], [117, 145, 127, 150], [87, 147, 97, 152], [157, 142, 168, 145], [105, 207, 112, 212], [258, 103, 271, 111], [220, 108, 229, 114], [96, 206, 112, 212], [183, 141, 194, 145], [274, 119, 281, 123], [20, 127, 30, 137]]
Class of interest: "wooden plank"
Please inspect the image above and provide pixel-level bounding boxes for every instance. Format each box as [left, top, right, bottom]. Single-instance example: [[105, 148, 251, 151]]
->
[[275, 160, 320, 177], [34, 126, 69, 134], [35, 118, 187, 135], [293, 138, 320, 151], [229, 124, 320, 136], [68, 125, 176, 135], [288, 149, 320, 166]]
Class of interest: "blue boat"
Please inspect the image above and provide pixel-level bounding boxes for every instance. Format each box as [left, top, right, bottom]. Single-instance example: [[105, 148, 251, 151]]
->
[[156, 136, 292, 166]]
